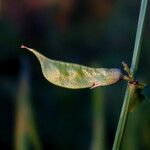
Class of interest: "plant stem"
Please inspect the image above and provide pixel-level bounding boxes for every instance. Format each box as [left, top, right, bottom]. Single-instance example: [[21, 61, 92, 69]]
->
[[130, 0, 148, 77], [112, 0, 148, 150]]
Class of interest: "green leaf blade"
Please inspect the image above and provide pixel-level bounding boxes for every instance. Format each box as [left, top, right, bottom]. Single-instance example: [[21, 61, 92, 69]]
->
[[21, 45, 122, 89]]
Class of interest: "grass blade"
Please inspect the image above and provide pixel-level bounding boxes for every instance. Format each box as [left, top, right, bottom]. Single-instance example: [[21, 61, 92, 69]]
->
[[90, 88, 106, 150], [112, 0, 148, 149], [14, 58, 42, 150]]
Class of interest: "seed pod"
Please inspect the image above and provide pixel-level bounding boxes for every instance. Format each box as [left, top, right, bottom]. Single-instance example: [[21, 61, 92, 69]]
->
[[21, 45, 123, 89]]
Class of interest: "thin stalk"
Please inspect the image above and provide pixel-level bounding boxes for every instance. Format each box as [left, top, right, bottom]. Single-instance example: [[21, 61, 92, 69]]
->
[[112, 0, 148, 150], [90, 88, 105, 150]]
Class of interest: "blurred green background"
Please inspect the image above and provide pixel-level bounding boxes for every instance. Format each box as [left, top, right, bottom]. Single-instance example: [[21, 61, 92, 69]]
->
[[0, 0, 150, 150]]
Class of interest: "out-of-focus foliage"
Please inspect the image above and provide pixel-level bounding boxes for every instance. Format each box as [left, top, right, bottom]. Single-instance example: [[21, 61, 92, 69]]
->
[[0, 0, 150, 150], [14, 59, 42, 150]]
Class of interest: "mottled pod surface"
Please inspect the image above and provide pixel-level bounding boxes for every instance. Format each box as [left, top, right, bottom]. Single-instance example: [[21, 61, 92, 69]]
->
[[21, 45, 123, 89]]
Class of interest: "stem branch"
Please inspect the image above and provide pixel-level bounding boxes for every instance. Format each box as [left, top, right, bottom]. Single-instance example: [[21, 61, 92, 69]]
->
[[112, 0, 148, 149]]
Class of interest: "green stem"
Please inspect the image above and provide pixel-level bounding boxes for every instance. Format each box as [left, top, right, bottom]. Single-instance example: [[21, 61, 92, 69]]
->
[[112, 0, 148, 150], [130, 0, 148, 77]]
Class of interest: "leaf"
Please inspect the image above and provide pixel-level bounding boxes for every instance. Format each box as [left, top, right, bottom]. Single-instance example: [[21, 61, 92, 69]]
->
[[129, 83, 145, 112], [21, 45, 123, 89]]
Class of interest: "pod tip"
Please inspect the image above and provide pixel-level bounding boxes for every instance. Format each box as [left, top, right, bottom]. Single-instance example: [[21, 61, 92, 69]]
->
[[21, 45, 28, 49]]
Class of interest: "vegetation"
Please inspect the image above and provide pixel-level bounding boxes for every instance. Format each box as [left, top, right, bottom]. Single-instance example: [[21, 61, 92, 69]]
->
[[0, 0, 150, 149]]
